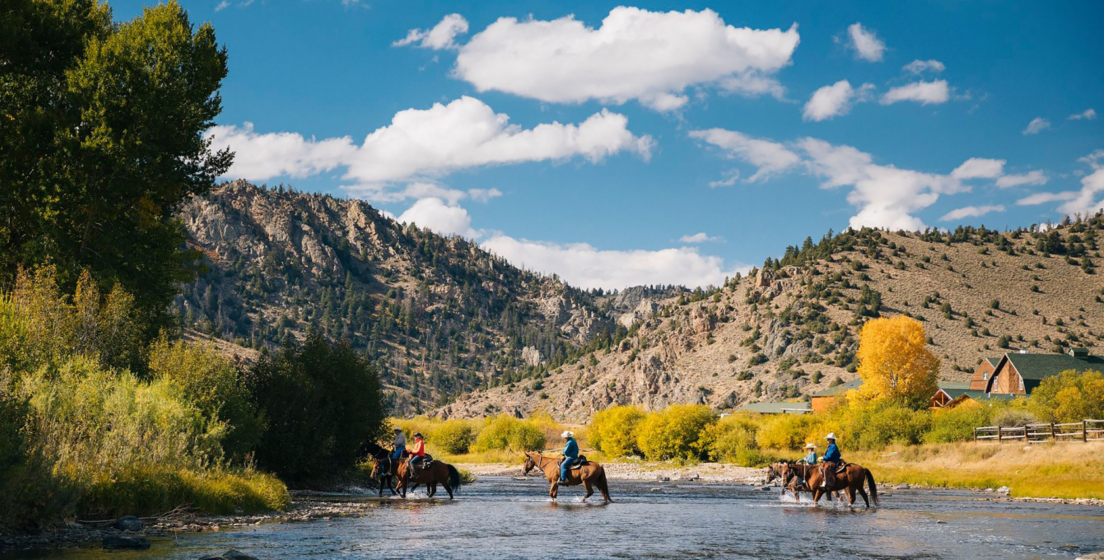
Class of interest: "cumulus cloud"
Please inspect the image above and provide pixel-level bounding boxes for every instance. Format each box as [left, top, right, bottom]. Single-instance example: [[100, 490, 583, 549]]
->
[[1069, 108, 1097, 121], [880, 80, 950, 105], [902, 59, 945, 74], [468, 188, 502, 203], [453, 7, 800, 111], [708, 169, 741, 188], [940, 205, 1005, 222], [1017, 191, 1076, 206], [396, 197, 477, 237], [1014, 152, 1104, 215], [679, 232, 721, 243], [1023, 117, 1051, 135], [803, 80, 874, 122], [393, 14, 469, 49], [951, 158, 1005, 180], [688, 129, 801, 182], [996, 170, 1048, 189], [207, 97, 653, 189], [846, 23, 886, 62], [481, 235, 745, 290]]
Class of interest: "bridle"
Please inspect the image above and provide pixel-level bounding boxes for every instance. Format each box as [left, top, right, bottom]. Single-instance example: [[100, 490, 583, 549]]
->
[[525, 452, 549, 475]]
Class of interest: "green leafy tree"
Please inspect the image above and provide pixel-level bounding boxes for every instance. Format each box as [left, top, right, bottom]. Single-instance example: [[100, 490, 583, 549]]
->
[[0, 0, 231, 334]]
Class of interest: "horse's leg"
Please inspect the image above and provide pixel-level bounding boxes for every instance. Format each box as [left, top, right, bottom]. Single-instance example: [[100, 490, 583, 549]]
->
[[550, 481, 559, 500], [582, 477, 594, 502], [857, 487, 870, 508], [844, 486, 856, 507], [444, 476, 454, 500]]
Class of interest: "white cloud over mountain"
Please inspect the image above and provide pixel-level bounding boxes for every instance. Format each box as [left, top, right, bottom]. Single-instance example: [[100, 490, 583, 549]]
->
[[803, 80, 874, 121], [679, 232, 721, 243], [393, 13, 469, 49], [940, 205, 1004, 221], [453, 7, 800, 111], [1023, 117, 1051, 135], [996, 170, 1048, 189], [206, 97, 653, 190], [846, 23, 886, 62], [689, 129, 801, 182], [880, 80, 949, 105], [902, 59, 945, 74], [951, 158, 1005, 180]]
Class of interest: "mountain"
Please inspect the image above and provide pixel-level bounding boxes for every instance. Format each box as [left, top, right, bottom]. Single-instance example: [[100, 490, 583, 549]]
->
[[176, 182, 1103, 420], [437, 217, 1104, 420], [175, 181, 635, 413]]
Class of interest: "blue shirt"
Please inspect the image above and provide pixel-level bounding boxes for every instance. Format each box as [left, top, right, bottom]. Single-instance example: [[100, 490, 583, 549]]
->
[[800, 451, 817, 464], [823, 442, 841, 463], [562, 438, 579, 459]]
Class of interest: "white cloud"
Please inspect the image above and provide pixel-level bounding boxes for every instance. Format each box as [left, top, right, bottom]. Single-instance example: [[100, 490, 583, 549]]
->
[[902, 59, 945, 74], [846, 23, 886, 62], [393, 14, 469, 50], [1069, 108, 1096, 121], [940, 205, 1005, 221], [1023, 117, 1051, 135], [396, 197, 477, 238], [468, 188, 502, 203], [880, 80, 949, 105], [719, 72, 787, 101], [708, 169, 741, 188], [1014, 152, 1104, 215], [802, 80, 873, 122], [689, 129, 801, 182], [454, 7, 800, 111], [1017, 191, 1076, 206], [207, 97, 652, 188], [951, 158, 1005, 180], [215, 1, 230, 12], [679, 232, 721, 243], [481, 235, 745, 290], [798, 138, 962, 230], [995, 170, 1047, 189]]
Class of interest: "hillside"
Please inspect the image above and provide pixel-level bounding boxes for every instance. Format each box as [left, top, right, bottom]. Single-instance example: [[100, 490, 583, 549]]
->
[[175, 181, 651, 413], [438, 216, 1104, 421]]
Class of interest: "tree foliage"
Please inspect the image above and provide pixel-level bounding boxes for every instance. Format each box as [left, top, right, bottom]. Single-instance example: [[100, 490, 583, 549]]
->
[[588, 405, 645, 458], [0, 0, 231, 333], [855, 316, 939, 407], [1029, 369, 1104, 423], [635, 404, 716, 461]]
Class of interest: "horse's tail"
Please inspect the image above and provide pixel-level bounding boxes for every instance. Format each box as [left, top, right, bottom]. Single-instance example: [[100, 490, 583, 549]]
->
[[596, 467, 613, 502], [865, 468, 879, 506], [448, 464, 462, 493]]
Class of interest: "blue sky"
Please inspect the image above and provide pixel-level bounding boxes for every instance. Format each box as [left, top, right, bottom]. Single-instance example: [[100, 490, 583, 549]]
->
[[113, 1, 1104, 289]]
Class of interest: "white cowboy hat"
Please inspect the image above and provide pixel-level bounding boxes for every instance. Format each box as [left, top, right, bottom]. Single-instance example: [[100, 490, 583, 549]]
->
[[825, 433, 837, 440], [805, 443, 817, 449], [393, 427, 402, 431], [561, 431, 574, 438]]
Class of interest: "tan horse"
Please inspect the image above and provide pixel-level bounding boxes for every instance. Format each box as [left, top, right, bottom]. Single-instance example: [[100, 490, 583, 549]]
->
[[395, 455, 463, 499], [766, 462, 842, 502], [522, 451, 612, 502], [804, 462, 878, 508]]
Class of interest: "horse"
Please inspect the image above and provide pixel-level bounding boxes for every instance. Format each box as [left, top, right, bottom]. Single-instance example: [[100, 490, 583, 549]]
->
[[395, 453, 463, 499], [766, 462, 842, 502], [362, 442, 399, 497], [522, 451, 612, 502], [803, 462, 879, 508]]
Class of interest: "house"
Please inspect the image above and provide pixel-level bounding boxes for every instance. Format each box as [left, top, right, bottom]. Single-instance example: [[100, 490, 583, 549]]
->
[[968, 357, 1002, 391], [810, 378, 862, 413], [929, 382, 973, 408], [736, 401, 811, 415], [984, 347, 1104, 395]]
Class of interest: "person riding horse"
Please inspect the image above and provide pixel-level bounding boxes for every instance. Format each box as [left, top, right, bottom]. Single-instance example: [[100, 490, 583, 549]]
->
[[408, 432, 427, 474], [559, 431, 579, 482], [821, 433, 843, 488], [392, 427, 406, 461]]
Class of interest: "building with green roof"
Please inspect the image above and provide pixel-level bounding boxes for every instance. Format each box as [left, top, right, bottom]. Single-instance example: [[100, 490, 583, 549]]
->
[[985, 347, 1103, 395]]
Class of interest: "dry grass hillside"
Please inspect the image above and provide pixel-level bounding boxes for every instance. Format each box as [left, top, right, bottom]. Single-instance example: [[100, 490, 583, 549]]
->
[[438, 216, 1104, 421]]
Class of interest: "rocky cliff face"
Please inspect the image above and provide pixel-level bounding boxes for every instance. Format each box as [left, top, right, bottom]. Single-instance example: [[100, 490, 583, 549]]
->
[[176, 181, 611, 413]]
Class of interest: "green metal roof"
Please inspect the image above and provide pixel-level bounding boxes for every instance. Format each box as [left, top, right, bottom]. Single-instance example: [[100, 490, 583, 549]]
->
[[984, 357, 1001, 367], [949, 391, 1015, 404], [812, 378, 862, 397], [737, 401, 812, 414], [1004, 352, 1104, 382], [938, 382, 971, 390]]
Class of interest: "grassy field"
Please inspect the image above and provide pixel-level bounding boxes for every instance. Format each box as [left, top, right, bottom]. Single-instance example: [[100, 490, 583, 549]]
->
[[851, 441, 1104, 500]]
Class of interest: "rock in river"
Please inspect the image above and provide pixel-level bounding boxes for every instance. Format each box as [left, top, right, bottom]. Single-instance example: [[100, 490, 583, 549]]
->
[[103, 536, 150, 550], [113, 515, 143, 532], [200, 550, 260, 560]]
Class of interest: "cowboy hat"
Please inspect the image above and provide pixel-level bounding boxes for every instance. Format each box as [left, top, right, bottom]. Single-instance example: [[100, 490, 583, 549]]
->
[[413, 432, 423, 438], [393, 427, 402, 431], [825, 433, 837, 440], [805, 443, 816, 449], [561, 431, 574, 438]]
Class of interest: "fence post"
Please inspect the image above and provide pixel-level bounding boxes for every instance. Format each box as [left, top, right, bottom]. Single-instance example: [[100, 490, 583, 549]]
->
[[1084, 420, 1089, 443], [998, 427, 1003, 443], [973, 427, 978, 442]]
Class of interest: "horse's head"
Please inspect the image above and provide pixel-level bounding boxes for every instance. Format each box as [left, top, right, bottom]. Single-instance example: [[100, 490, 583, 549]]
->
[[370, 456, 382, 479], [522, 453, 536, 475], [766, 462, 789, 484]]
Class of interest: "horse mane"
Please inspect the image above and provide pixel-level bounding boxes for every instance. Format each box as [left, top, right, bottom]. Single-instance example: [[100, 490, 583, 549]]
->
[[361, 441, 388, 458]]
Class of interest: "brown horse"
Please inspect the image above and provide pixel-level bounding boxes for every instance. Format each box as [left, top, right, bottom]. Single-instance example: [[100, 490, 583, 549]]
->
[[766, 462, 842, 502], [395, 454, 463, 499], [804, 462, 879, 508], [363, 442, 399, 497], [522, 451, 612, 502]]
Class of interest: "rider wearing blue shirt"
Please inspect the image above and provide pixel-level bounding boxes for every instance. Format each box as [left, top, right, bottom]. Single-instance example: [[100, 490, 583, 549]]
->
[[560, 431, 579, 482]]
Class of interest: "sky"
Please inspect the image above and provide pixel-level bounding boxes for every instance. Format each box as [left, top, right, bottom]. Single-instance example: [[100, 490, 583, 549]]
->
[[111, 1, 1104, 290]]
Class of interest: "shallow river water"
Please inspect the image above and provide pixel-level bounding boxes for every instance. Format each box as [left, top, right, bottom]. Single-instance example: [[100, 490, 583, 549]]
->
[[8, 476, 1104, 560]]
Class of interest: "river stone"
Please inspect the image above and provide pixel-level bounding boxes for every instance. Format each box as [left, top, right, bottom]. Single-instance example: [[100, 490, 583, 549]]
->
[[199, 550, 260, 560], [1076, 554, 1104, 560], [103, 536, 150, 550], [896, 483, 910, 490], [997, 486, 1011, 494], [113, 515, 143, 532]]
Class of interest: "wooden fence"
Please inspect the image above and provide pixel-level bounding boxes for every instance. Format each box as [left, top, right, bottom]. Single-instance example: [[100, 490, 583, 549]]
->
[[974, 419, 1104, 443]]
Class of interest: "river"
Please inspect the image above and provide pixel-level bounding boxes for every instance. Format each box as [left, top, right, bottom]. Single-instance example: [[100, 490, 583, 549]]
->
[[7, 476, 1104, 560]]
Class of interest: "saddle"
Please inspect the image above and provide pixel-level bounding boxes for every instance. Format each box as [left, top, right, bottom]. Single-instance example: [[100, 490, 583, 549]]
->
[[558, 455, 588, 469]]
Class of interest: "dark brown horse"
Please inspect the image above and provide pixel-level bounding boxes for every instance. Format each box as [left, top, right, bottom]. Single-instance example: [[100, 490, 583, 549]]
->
[[522, 451, 612, 502], [362, 442, 399, 496], [804, 462, 879, 508], [395, 454, 463, 499], [766, 462, 842, 502]]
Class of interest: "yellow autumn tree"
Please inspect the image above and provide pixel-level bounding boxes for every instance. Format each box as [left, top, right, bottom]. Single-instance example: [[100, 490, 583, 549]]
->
[[855, 315, 940, 407]]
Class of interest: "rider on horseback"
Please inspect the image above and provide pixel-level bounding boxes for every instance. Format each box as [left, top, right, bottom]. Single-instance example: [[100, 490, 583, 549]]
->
[[559, 431, 578, 483], [821, 433, 842, 487], [799, 443, 817, 465], [392, 427, 406, 460], [408, 432, 426, 474]]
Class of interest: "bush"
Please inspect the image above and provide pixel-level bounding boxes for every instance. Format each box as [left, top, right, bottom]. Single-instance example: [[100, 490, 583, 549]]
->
[[701, 414, 768, 466], [472, 415, 546, 452], [1029, 369, 1104, 423], [993, 406, 1036, 428], [756, 413, 820, 451], [588, 406, 645, 458], [636, 405, 716, 460], [925, 402, 993, 443], [434, 420, 475, 454], [248, 332, 388, 482], [844, 402, 931, 449]]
